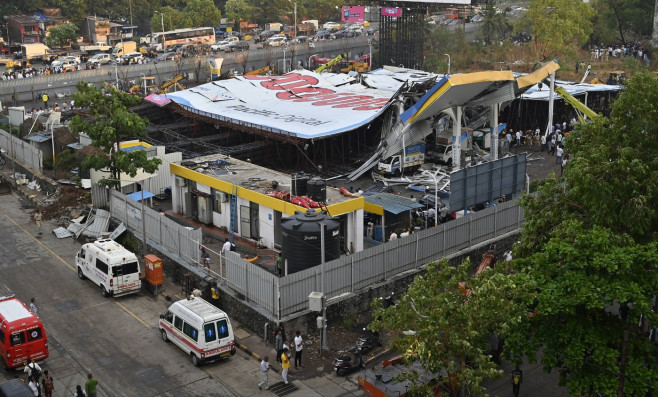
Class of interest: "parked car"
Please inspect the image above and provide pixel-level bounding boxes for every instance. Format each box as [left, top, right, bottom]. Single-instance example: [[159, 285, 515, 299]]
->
[[365, 27, 379, 36], [211, 37, 239, 52], [266, 37, 287, 47], [323, 21, 341, 30], [155, 51, 181, 61], [51, 58, 78, 72], [88, 53, 113, 65], [117, 52, 144, 65], [225, 41, 250, 52]]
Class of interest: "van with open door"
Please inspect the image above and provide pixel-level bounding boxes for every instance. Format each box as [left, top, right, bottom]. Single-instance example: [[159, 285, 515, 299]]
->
[[159, 296, 236, 366], [75, 239, 142, 297], [0, 295, 49, 370]]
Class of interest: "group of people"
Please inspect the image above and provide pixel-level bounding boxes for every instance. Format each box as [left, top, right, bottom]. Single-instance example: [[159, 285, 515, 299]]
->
[[590, 43, 651, 62], [261, 326, 304, 389], [24, 361, 98, 397]]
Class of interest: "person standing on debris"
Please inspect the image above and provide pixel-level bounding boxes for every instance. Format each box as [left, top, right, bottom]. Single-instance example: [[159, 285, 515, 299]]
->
[[258, 356, 271, 390], [294, 331, 304, 369], [281, 348, 290, 384], [34, 210, 43, 235], [275, 329, 284, 364], [511, 366, 523, 397], [42, 92, 49, 109]]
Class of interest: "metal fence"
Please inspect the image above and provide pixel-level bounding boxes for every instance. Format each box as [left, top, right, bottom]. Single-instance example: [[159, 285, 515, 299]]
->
[[105, 184, 523, 320], [108, 189, 202, 265], [277, 199, 524, 317], [0, 128, 42, 172]]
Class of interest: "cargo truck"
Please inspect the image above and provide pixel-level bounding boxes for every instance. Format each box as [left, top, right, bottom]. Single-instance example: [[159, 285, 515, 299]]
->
[[20, 43, 58, 62], [377, 143, 425, 175], [79, 41, 112, 52], [112, 41, 137, 57]]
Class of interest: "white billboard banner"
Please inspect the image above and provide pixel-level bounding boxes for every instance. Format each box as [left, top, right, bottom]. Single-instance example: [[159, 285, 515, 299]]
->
[[164, 70, 398, 139]]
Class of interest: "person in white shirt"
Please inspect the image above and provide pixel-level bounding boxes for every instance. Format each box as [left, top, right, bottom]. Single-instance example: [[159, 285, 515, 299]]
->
[[258, 356, 271, 390], [24, 360, 41, 381], [399, 229, 411, 238], [427, 207, 437, 225], [556, 145, 564, 164], [504, 250, 513, 262], [28, 377, 39, 397], [222, 240, 232, 252], [294, 331, 304, 368], [389, 231, 398, 241]]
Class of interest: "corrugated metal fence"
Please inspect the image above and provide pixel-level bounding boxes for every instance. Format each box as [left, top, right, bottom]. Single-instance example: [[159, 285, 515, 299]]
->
[[108, 189, 202, 265], [0, 128, 42, 171], [104, 186, 523, 320]]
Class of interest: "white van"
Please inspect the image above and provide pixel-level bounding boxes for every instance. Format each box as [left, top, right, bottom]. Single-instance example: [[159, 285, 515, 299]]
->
[[75, 239, 142, 297], [159, 297, 236, 366]]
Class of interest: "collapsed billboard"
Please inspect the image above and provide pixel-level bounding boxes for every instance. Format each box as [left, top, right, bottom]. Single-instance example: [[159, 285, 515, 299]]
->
[[159, 71, 398, 139]]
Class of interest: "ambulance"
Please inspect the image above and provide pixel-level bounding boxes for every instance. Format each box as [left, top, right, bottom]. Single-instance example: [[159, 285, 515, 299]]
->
[[0, 295, 49, 369], [75, 239, 142, 297], [159, 296, 236, 366]]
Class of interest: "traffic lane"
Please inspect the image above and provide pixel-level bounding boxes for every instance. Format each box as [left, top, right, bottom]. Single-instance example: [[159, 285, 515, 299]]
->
[[0, 197, 237, 396]]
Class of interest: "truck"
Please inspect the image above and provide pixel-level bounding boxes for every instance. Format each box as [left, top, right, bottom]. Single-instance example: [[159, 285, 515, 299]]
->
[[20, 43, 58, 62], [428, 130, 473, 166], [112, 41, 137, 58], [377, 143, 425, 175], [79, 41, 112, 53], [265, 22, 282, 32]]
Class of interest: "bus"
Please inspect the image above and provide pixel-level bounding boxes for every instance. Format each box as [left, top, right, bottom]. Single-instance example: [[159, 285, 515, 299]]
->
[[150, 27, 216, 51], [0, 295, 49, 369]]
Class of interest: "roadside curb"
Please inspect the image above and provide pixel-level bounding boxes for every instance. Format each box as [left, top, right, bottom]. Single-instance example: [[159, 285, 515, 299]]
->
[[237, 342, 281, 373]]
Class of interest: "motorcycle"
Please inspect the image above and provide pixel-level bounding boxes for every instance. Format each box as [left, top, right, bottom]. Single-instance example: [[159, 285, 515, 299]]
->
[[356, 327, 382, 353], [333, 347, 364, 376]]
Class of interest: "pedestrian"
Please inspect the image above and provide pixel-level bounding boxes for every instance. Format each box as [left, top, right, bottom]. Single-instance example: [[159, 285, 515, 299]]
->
[[540, 134, 546, 152], [556, 145, 563, 165], [515, 129, 521, 147], [200, 247, 210, 268], [222, 239, 232, 253], [277, 253, 283, 276], [74, 385, 86, 397], [24, 359, 41, 382], [561, 153, 569, 176], [511, 366, 523, 397], [294, 330, 304, 369], [281, 347, 290, 384], [42, 92, 49, 109], [34, 210, 43, 235], [11, 91, 17, 106], [389, 230, 398, 241], [41, 370, 54, 397], [258, 356, 271, 390], [85, 373, 98, 397], [29, 298, 38, 316], [27, 376, 39, 397], [274, 329, 284, 364]]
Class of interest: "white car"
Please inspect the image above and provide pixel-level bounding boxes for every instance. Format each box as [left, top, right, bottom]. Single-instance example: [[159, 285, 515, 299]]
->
[[88, 53, 112, 65], [323, 21, 341, 30], [267, 37, 287, 47], [51, 59, 79, 72]]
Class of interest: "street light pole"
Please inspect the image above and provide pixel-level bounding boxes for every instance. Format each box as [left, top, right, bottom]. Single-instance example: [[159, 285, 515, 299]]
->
[[444, 53, 450, 75], [294, 1, 297, 38], [308, 53, 318, 70], [368, 39, 372, 69]]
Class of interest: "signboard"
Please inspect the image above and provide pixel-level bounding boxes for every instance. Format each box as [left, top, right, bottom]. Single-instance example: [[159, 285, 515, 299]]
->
[[342, 6, 365, 22], [382, 7, 402, 17], [165, 71, 396, 139], [208, 58, 224, 80], [144, 94, 171, 107], [449, 154, 526, 211]]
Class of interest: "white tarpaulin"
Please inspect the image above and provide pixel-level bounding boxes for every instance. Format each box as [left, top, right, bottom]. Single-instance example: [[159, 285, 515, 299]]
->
[[160, 70, 398, 139]]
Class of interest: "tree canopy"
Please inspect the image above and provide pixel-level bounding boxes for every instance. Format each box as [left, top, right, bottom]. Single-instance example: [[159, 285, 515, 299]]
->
[[68, 82, 161, 186], [371, 259, 533, 396], [45, 22, 78, 48], [507, 72, 658, 396]]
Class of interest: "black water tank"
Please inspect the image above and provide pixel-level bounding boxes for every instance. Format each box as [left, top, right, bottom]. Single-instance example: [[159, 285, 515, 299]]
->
[[291, 172, 310, 197], [306, 177, 326, 202], [281, 210, 340, 274]]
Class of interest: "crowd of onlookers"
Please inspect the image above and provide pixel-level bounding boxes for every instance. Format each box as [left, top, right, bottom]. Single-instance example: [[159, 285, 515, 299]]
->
[[591, 43, 651, 62]]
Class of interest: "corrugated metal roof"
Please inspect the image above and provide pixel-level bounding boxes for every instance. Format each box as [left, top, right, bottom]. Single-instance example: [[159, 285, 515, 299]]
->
[[364, 193, 423, 215], [82, 209, 110, 238], [27, 131, 52, 143]]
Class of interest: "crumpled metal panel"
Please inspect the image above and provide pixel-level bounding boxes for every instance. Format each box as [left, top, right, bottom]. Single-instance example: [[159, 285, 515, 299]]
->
[[82, 209, 110, 238], [53, 227, 74, 239]]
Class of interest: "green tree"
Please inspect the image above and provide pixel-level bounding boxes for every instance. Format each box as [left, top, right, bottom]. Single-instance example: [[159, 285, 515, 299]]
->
[[371, 259, 533, 396], [46, 22, 79, 48], [68, 82, 162, 187], [480, 8, 512, 44], [183, 0, 222, 28], [508, 73, 658, 396], [151, 7, 189, 31], [225, 0, 255, 26], [526, 0, 595, 59], [590, 0, 654, 45]]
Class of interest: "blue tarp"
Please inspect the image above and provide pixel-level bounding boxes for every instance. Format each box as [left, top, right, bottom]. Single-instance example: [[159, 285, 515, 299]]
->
[[126, 190, 155, 201]]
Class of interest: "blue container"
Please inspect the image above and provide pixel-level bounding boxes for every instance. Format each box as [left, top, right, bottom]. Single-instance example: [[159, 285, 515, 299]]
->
[[373, 225, 383, 242]]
